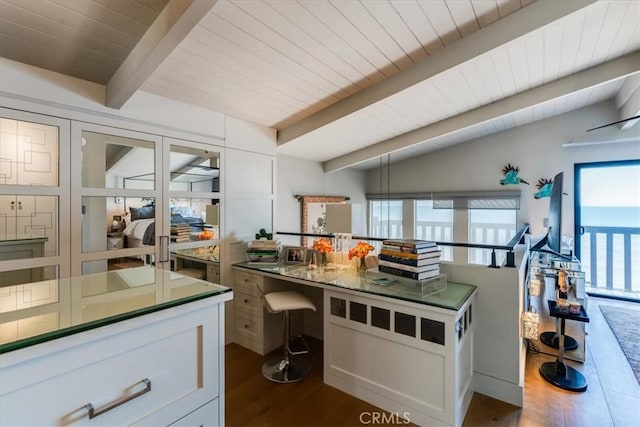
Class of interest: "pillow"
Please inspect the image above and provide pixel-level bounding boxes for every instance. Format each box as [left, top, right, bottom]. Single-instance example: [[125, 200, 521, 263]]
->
[[130, 205, 155, 221], [171, 206, 195, 217], [171, 213, 186, 224]]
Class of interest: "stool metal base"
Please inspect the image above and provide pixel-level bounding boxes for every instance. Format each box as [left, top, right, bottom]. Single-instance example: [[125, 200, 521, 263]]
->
[[540, 331, 578, 351], [262, 356, 311, 383], [539, 361, 587, 392]]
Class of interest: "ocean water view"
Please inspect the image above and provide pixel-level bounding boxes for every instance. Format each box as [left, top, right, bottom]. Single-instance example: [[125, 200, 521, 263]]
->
[[581, 206, 640, 228], [371, 202, 639, 295], [579, 206, 639, 297]]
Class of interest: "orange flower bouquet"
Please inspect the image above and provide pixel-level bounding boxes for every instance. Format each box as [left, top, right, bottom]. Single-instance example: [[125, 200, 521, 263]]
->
[[312, 238, 333, 266], [348, 241, 375, 272]]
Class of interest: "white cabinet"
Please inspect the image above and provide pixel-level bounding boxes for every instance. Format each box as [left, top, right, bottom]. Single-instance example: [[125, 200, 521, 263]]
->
[[0, 297, 227, 426], [324, 289, 475, 427], [168, 399, 219, 426], [232, 269, 286, 355]]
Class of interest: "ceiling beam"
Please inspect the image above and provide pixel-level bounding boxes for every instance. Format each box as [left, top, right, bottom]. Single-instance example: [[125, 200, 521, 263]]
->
[[277, 0, 597, 145], [323, 52, 640, 173], [106, 0, 217, 109], [616, 74, 640, 130]]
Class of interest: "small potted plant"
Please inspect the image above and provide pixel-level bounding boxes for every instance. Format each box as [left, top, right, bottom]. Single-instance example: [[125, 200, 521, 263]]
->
[[348, 241, 375, 273], [312, 238, 333, 266]]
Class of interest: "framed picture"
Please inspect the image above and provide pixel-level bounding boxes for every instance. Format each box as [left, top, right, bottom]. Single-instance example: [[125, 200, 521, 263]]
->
[[111, 215, 124, 231], [285, 246, 307, 265], [297, 195, 349, 246]]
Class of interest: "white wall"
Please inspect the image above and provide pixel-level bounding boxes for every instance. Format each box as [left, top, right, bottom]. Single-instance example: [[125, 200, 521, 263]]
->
[[276, 154, 367, 245], [0, 58, 225, 143], [366, 101, 640, 239]]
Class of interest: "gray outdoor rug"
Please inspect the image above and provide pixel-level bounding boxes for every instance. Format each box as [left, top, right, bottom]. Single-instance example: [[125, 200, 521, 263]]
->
[[599, 305, 640, 385]]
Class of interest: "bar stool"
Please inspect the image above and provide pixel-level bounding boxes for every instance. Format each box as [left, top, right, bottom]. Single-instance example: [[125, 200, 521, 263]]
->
[[262, 291, 316, 383]]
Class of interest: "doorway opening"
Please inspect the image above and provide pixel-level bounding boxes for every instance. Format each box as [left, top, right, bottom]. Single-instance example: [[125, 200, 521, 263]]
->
[[575, 160, 640, 301]]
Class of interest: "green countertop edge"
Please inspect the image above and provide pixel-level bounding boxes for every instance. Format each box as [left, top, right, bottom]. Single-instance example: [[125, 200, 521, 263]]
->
[[233, 263, 476, 311], [0, 287, 232, 355]]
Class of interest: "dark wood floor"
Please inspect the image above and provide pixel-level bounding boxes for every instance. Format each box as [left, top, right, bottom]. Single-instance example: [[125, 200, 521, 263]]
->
[[225, 296, 639, 426]]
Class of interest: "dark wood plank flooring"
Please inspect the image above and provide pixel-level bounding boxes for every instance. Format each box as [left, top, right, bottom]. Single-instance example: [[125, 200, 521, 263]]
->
[[225, 296, 639, 426]]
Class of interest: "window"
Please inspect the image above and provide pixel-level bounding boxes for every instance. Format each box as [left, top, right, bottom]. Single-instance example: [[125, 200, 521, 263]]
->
[[415, 200, 453, 261], [468, 209, 517, 265], [367, 190, 520, 265], [369, 200, 402, 239]]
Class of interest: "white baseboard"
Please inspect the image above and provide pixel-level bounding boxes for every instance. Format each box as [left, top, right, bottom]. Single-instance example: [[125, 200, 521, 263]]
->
[[473, 372, 524, 407], [325, 372, 450, 427]]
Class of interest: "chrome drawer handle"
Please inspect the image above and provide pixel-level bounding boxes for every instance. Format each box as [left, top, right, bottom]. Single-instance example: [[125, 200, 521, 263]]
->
[[85, 378, 151, 419]]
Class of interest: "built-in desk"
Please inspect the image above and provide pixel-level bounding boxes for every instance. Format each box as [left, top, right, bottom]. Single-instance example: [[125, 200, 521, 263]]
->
[[232, 263, 476, 427], [172, 247, 220, 283], [0, 267, 232, 426]]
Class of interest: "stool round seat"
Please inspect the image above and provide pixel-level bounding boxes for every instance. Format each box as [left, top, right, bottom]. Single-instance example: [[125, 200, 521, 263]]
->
[[264, 291, 316, 313], [262, 291, 316, 383]]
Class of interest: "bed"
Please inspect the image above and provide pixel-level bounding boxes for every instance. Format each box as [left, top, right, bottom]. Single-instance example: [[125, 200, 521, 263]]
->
[[122, 205, 205, 247]]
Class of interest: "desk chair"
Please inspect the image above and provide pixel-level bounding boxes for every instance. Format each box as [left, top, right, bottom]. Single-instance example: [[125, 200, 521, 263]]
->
[[261, 291, 316, 383]]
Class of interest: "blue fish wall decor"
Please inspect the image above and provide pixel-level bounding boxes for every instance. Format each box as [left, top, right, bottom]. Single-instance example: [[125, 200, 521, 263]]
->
[[534, 178, 553, 199], [500, 163, 529, 185]]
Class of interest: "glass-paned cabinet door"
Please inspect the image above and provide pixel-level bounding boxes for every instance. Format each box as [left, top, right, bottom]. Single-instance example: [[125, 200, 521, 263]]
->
[[72, 123, 162, 276], [163, 140, 222, 283], [0, 109, 70, 284]]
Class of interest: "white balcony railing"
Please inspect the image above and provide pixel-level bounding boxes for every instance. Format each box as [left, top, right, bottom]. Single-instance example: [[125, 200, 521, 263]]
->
[[581, 226, 640, 297]]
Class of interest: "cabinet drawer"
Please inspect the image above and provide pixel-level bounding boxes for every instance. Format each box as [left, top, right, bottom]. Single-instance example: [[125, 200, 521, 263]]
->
[[234, 271, 262, 295], [235, 290, 263, 317], [169, 398, 219, 426], [234, 271, 263, 296], [207, 264, 220, 283], [235, 310, 262, 343], [1, 304, 220, 426]]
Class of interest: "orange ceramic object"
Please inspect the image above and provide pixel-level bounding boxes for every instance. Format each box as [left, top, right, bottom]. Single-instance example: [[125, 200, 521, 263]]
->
[[199, 230, 213, 240]]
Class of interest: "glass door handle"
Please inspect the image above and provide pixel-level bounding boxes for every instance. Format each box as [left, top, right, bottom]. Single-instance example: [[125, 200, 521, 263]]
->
[[579, 226, 585, 235], [160, 235, 170, 263]]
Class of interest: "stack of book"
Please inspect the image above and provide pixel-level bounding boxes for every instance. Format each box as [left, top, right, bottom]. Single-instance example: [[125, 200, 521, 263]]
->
[[246, 239, 280, 265], [378, 239, 441, 280], [170, 224, 191, 242]]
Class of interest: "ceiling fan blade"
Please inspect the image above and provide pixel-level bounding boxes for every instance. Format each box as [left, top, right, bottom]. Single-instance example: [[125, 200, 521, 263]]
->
[[586, 115, 640, 132]]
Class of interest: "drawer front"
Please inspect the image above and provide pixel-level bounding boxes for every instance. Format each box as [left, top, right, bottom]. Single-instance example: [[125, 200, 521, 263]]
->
[[235, 310, 262, 343], [235, 290, 263, 318], [207, 264, 220, 283], [168, 398, 219, 426], [234, 271, 262, 296], [1, 304, 220, 426]]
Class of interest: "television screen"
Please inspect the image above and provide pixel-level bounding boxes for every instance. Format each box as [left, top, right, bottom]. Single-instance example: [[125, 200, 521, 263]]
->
[[547, 172, 563, 254], [531, 172, 568, 258]]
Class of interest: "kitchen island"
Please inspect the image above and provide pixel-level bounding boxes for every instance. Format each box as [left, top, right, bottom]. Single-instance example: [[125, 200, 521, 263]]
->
[[232, 263, 476, 427], [0, 267, 232, 426]]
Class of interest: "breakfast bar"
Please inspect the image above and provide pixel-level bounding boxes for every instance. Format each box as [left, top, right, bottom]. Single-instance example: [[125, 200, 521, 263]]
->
[[0, 267, 232, 426], [232, 263, 476, 427]]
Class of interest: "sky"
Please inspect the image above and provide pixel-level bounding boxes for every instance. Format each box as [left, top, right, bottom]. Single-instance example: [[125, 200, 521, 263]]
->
[[581, 164, 640, 207]]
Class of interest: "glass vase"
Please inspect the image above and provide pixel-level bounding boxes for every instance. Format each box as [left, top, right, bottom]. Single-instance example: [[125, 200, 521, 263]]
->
[[320, 252, 328, 267], [356, 257, 367, 274]]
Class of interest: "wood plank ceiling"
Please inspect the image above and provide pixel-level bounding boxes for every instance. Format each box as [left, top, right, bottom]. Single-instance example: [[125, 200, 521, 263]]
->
[[0, 0, 169, 84], [1, 0, 638, 171]]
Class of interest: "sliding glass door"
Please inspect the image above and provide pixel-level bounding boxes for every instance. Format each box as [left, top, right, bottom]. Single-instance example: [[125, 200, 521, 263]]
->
[[70, 125, 223, 279], [71, 122, 163, 276], [2, 113, 224, 282], [575, 160, 640, 300], [159, 139, 222, 279]]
